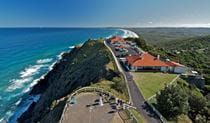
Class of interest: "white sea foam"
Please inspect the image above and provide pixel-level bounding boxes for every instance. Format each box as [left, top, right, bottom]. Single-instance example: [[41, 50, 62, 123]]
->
[[22, 88, 30, 93], [49, 62, 57, 70], [29, 79, 40, 88], [36, 58, 53, 64], [20, 64, 47, 78], [6, 77, 33, 92], [15, 99, 22, 106], [57, 52, 65, 60], [120, 29, 139, 38], [6, 63, 49, 92], [69, 45, 75, 49], [0, 118, 3, 122], [23, 78, 42, 93]]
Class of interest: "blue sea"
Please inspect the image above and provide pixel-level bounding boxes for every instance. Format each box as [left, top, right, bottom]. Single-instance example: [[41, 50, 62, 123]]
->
[[0, 28, 134, 122]]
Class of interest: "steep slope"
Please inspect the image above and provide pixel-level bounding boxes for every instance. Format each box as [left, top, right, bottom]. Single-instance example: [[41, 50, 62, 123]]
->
[[18, 39, 126, 123]]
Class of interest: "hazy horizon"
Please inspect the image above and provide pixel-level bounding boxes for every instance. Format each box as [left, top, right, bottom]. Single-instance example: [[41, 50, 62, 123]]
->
[[0, 0, 210, 27]]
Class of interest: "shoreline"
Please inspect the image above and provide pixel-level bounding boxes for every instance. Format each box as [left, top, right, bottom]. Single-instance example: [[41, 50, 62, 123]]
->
[[8, 47, 76, 122], [8, 29, 139, 122]]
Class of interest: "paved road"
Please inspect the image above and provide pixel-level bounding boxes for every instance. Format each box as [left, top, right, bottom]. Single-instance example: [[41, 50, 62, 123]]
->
[[104, 40, 160, 123], [125, 72, 160, 123]]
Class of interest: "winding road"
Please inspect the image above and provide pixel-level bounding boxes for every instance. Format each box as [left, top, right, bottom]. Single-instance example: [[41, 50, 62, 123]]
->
[[104, 40, 160, 123]]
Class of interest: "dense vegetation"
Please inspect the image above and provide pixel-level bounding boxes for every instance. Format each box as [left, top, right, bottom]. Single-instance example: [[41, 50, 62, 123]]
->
[[127, 34, 210, 88], [127, 28, 210, 45], [126, 29, 210, 122], [156, 81, 210, 122], [149, 36, 210, 85], [127, 28, 210, 85]]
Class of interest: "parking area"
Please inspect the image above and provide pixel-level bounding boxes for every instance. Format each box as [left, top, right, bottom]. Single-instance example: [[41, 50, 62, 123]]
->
[[107, 40, 143, 58]]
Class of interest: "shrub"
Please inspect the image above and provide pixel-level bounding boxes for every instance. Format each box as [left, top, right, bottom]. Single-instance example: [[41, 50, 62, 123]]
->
[[156, 85, 189, 118]]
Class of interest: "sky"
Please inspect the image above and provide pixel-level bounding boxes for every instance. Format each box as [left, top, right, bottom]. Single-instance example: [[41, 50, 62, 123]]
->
[[0, 0, 210, 27]]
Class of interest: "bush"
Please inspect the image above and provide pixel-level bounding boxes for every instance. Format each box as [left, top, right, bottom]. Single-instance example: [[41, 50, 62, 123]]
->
[[111, 77, 126, 93], [156, 85, 189, 118], [188, 93, 208, 122]]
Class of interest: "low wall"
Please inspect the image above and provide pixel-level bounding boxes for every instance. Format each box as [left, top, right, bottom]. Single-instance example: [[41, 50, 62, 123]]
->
[[59, 87, 136, 123]]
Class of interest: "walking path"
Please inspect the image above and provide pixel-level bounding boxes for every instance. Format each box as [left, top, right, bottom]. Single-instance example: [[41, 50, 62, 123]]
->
[[104, 40, 160, 123]]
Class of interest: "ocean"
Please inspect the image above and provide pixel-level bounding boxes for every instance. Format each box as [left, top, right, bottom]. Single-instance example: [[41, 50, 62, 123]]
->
[[0, 28, 138, 122]]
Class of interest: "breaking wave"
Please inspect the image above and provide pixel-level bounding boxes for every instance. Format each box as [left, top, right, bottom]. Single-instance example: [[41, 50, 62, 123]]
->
[[20, 65, 47, 78], [6, 64, 49, 92], [1, 28, 127, 123], [69, 45, 75, 49], [6, 77, 33, 92], [57, 52, 65, 60], [36, 58, 53, 64]]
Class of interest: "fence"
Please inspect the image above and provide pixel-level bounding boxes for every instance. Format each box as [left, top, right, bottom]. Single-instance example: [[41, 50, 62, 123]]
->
[[59, 87, 136, 123]]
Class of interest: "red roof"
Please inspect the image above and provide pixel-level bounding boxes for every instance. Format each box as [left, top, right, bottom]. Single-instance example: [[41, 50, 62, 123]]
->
[[165, 61, 184, 67], [110, 36, 124, 43], [126, 53, 184, 67]]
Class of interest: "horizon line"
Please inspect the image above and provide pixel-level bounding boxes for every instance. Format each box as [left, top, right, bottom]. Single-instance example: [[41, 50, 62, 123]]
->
[[0, 26, 210, 28]]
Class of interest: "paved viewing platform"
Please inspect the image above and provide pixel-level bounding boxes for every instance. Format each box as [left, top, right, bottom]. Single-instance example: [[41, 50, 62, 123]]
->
[[61, 93, 122, 123]]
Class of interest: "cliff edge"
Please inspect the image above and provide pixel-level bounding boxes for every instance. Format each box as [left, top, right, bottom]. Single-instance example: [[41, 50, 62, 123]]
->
[[18, 39, 125, 123]]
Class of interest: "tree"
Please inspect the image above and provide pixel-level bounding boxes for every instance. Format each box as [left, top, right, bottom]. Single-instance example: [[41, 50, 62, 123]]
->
[[156, 85, 189, 118], [188, 93, 208, 122]]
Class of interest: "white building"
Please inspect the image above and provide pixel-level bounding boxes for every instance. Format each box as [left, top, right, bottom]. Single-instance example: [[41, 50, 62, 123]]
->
[[125, 53, 187, 74]]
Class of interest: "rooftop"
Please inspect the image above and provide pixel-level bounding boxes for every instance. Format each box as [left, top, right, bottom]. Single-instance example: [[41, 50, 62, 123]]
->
[[110, 36, 124, 43], [126, 53, 184, 67]]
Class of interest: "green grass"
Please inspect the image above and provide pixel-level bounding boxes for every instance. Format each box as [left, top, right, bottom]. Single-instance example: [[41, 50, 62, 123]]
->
[[89, 43, 129, 101], [90, 60, 129, 101], [129, 109, 148, 123], [90, 79, 128, 101], [132, 72, 178, 99]]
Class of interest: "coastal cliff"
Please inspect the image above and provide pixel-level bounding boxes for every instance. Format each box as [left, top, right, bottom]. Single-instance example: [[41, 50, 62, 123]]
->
[[18, 39, 123, 123]]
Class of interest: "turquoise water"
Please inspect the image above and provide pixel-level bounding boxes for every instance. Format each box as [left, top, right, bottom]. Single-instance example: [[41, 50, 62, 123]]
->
[[0, 28, 125, 122]]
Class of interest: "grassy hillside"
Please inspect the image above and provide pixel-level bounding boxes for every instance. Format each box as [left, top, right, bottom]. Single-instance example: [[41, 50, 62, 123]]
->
[[19, 39, 128, 123]]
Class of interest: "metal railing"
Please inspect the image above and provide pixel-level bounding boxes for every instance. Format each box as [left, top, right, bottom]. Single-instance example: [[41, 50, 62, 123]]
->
[[59, 87, 136, 123]]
